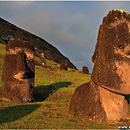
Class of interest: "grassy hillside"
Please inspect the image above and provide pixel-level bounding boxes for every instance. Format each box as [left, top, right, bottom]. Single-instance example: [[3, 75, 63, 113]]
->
[[0, 43, 129, 129], [0, 17, 77, 69]]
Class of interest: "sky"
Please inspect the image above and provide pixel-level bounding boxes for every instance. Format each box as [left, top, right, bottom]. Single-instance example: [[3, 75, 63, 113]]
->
[[0, 1, 130, 73]]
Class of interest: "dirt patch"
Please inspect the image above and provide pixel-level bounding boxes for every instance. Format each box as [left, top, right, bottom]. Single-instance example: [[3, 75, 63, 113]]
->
[[68, 119, 79, 123], [45, 104, 52, 108]]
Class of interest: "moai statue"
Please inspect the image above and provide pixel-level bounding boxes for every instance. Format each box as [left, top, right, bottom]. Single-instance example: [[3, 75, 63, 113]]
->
[[1, 39, 35, 103], [82, 66, 89, 74], [70, 9, 130, 121], [60, 59, 68, 71], [40, 52, 46, 68]]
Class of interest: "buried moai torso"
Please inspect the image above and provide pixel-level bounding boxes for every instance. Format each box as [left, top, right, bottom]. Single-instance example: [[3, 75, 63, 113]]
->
[[70, 9, 130, 121], [60, 59, 68, 71], [2, 39, 35, 103], [82, 66, 89, 74]]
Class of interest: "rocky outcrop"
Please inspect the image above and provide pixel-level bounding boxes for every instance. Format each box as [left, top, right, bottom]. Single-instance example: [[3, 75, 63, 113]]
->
[[70, 9, 130, 121], [2, 39, 35, 103], [0, 17, 77, 70]]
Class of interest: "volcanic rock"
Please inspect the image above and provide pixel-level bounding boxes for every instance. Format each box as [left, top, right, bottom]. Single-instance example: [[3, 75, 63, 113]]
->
[[60, 59, 68, 71], [70, 9, 130, 121], [2, 39, 35, 103], [82, 66, 89, 74]]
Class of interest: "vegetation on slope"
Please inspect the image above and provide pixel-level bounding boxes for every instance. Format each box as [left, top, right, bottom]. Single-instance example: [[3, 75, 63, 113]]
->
[[0, 43, 129, 129], [0, 17, 77, 69]]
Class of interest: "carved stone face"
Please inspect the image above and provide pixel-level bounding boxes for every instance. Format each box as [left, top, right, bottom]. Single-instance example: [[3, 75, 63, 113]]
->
[[92, 9, 130, 95], [2, 39, 35, 102]]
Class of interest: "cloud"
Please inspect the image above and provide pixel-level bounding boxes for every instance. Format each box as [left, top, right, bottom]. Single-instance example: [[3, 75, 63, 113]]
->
[[0, 2, 97, 72]]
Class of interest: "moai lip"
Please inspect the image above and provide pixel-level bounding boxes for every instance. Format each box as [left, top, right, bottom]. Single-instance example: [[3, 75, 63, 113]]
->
[[70, 9, 130, 121], [1, 39, 35, 103]]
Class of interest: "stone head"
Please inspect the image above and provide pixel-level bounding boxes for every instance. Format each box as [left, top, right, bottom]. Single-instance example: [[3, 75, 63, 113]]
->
[[2, 39, 35, 102], [92, 9, 130, 95], [60, 59, 68, 71], [82, 66, 89, 74]]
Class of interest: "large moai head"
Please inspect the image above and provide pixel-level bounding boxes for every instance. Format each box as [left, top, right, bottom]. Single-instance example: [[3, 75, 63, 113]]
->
[[2, 39, 35, 103], [92, 9, 130, 95]]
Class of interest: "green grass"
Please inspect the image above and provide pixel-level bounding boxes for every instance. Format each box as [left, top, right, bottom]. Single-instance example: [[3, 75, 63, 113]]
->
[[0, 43, 128, 129]]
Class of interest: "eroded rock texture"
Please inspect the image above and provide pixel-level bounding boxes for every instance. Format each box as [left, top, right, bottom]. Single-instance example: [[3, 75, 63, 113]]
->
[[82, 66, 89, 74], [70, 9, 130, 121], [2, 39, 35, 103], [60, 59, 68, 71], [40, 53, 46, 68]]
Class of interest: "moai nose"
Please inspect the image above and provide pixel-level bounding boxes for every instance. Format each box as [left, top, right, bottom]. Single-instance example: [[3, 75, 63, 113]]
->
[[13, 50, 29, 80]]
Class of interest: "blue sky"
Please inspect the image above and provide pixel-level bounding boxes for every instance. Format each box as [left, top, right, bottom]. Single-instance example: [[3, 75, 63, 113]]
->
[[0, 1, 130, 72]]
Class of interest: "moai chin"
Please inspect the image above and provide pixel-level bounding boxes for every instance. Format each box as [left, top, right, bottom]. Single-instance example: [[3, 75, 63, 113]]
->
[[70, 9, 130, 121], [1, 39, 35, 103], [60, 59, 68, 71]]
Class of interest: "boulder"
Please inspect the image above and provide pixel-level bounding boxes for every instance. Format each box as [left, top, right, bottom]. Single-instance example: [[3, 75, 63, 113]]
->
[[2, 39, 35, 103], [70, 9, 130, 121]]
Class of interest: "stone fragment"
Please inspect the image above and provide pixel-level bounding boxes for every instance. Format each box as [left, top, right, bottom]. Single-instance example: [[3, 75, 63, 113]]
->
[[70, 9, 130, 121], [60, 59, 68, 71], [2, 39, 35, 103]]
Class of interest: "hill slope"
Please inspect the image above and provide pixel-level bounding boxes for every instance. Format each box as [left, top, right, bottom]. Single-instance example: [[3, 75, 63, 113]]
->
[[0, 43, 129, 129], [0, 17, 77, 69]]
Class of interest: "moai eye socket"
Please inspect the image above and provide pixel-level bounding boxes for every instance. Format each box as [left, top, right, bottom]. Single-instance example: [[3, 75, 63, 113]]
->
[[123, 45, 130, 56]]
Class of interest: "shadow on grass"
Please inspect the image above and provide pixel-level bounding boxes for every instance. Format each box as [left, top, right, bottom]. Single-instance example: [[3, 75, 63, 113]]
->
[[125, 95, 130, 104], [0, 104, 41, 125], [34, 81, 72, 101]]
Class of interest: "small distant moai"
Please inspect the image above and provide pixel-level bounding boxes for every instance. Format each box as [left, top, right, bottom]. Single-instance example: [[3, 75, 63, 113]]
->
[[70, 9, 130, 121], [60, 59, 68, 71], [82, 66, 89, 74], [40, 52, 46, 68], [1, 39, 35, 103]]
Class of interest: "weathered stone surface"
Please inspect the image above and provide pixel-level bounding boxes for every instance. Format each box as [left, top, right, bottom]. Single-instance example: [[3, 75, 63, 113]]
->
[[92, 9, 130, 95], [60, 59, 68, 71], [70, 9, 130, 121], [82, 66, 89, 74], [40, 53, 46, 68], [2, 39, 35, 103], [70, 81, 107, 121]]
